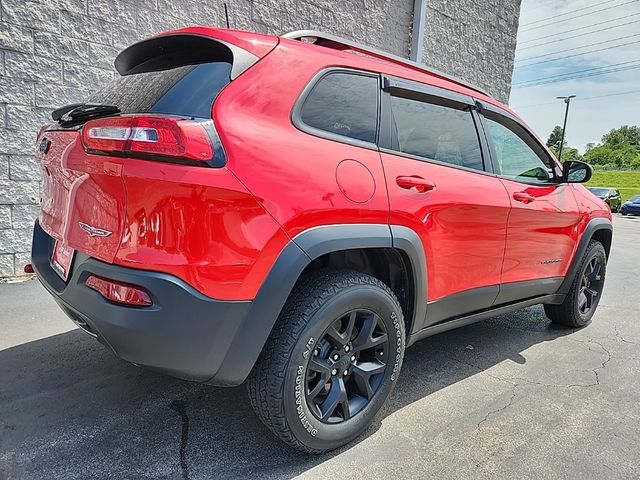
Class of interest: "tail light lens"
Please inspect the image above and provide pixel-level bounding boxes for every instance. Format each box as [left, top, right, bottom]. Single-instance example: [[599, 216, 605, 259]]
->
[[86, 275, 153, 306], [81, 115, 214, 163]]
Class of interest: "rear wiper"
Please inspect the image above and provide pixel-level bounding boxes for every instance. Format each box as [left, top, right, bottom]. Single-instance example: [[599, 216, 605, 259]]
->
[[52, 103, 121, 127]]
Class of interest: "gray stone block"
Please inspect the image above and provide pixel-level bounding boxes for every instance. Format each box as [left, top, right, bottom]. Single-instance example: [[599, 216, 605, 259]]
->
[[10, 156, 42, 182], [0, 156, 9, 179], [0, 77, 35, 105], [0, 253, 14, 276], [5, 51, 63, 83], [0, 129, 35, 156], [0, 205, 11, 229], [1, 0, 60, 33], [0, 228, 32, 254], [34, 32, 91, 64], [60, 10, 113, 46], [0, 21, 34, 53], [0, 180, 40, 205], [35, 83, 89, 109], [63, 63, 115, 87], [12, 204, 41, 229], [6, 106, 52, 132]]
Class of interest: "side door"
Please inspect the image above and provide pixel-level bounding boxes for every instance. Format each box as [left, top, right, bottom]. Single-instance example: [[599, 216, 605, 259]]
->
[[478, 104, 581, 304], [379, 78, 511, 330]]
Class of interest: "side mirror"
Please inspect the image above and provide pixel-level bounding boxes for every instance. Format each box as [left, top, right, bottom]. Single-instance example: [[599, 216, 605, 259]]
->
[[562, 160, 593, 183]]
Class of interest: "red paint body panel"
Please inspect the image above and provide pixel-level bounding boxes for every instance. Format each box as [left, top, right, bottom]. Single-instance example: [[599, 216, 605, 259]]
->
[[114, 160, 287, 300], [499, 180, 582, 283], [38, 130, 126, 264], [380, 153, 510, 301], [214, 43, 391, 241]]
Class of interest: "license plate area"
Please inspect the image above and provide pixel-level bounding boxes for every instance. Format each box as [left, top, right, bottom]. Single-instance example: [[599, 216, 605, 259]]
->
[[51, 240, 75, 281]]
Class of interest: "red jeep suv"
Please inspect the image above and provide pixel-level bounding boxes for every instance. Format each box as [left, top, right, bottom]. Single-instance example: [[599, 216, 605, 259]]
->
[[31, 27, 612, 453]]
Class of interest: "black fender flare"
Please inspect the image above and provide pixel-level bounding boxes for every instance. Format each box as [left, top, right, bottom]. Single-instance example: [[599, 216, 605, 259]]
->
[[557, 218, 613, 296], [211, 224, 427, 385]]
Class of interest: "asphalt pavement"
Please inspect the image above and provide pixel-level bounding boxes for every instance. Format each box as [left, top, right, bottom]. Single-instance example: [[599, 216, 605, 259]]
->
[[1, 215, 638, 479]]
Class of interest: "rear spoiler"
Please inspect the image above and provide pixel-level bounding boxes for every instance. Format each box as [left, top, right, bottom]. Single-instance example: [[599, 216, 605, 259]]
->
[[115, 31, 272, 80]]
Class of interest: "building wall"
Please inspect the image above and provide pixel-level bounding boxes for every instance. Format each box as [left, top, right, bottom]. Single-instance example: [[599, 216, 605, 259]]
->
[[0, 0, 520, 277]]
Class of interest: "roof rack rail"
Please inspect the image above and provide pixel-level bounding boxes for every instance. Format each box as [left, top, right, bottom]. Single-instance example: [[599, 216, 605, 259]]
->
[[282, 30, 490, 97]]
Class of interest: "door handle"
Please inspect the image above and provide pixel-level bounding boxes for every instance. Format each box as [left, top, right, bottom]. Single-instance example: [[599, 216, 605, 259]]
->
[[396, 176, 436, 193], [513, 191, 536, 204]]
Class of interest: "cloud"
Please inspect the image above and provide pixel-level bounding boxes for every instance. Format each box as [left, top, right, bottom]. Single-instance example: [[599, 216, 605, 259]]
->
[[508, 0, 640, 152]]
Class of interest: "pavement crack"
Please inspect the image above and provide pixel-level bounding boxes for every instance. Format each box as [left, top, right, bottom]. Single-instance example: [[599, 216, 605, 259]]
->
[[169, 400, 191, 480], [614, 325, 639, 346], [588, 340, 612, 386], [477, 383, 518, 430]]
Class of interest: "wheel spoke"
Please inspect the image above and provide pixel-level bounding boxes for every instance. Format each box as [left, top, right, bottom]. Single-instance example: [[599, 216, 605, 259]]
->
[[344, 311, 357, 341], [307, 374, 329, 399], [585, 287, 598, 299], [588, 261, 602, 282], [352, 314, 380, 352], [319, 377, 349, 421], [351, 361, 385, 400], [578, 292, 588, 311], [324, 325, 348, 347], [308, 357, 332, 376]]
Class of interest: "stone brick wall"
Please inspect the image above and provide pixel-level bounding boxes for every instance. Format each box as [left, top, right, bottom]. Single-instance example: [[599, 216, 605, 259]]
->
[[422, 0, 521, 102], [0, 0, 520, 277]]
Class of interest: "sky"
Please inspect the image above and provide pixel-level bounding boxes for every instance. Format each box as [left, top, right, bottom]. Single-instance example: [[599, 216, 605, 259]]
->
[[508, 0, 640, 153]]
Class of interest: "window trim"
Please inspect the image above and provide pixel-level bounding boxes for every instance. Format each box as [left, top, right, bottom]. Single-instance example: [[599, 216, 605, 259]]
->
[[476, 101, 562, 185], [291, 67, 381, 151], [379, 75, 494, 176]]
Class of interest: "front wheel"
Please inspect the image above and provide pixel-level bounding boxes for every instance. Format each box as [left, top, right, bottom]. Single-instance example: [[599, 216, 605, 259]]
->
[[544, 240, 607, 327], [247, 270, 405, 453]]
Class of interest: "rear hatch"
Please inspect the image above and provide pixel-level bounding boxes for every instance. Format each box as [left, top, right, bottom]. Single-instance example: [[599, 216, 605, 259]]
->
[[37, 29, 277, 264]]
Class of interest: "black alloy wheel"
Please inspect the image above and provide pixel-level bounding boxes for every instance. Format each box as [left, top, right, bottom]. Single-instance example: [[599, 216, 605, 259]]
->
[[305, 309, 390, 423], [577, 256, 604, 316]]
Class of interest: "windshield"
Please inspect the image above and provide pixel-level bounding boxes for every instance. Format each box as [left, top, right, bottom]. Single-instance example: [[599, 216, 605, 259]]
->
[[629, 195, 640, 203], [588, 187, 609, 196]]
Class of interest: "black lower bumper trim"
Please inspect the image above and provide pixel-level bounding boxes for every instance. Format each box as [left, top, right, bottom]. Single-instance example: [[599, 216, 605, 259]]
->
[[31, 221, 252, 384]]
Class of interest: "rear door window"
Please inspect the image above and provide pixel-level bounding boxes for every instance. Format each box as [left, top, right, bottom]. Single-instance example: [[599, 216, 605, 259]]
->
[[388, 94, 484, 171], [298, 71, 379, 144], [88, 62, 232, 119]]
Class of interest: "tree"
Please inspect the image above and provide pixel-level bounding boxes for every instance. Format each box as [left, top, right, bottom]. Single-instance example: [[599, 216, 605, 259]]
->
[[546, 126, 565, 151], [583, 125, 640, 167], [601, 125, 640, 146], [546, 126, 580, 162]]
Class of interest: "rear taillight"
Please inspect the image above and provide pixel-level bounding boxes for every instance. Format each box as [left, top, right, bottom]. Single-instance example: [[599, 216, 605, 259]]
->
[[81, 115, 214, 163], [86, 275, 153, 306]]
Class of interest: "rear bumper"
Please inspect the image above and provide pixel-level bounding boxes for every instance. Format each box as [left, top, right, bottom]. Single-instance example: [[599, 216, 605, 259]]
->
[[31, 221, 252, 384]]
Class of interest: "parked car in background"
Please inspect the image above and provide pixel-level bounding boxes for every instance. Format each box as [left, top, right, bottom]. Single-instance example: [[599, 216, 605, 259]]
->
[[588, 187, 622, 212], [30, 27, 613, 453], [621, 194, 640, 216]]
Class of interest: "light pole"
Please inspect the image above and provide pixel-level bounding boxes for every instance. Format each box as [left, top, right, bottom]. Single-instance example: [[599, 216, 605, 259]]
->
[[556, 95, 576, 162]]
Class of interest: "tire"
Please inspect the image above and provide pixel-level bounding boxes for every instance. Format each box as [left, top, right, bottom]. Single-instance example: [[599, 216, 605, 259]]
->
[[247, 269, 406, 453], [544, 240, 607, 328]]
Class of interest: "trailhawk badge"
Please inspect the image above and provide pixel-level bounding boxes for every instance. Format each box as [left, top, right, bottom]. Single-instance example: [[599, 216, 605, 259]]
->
[[78, 222, 112, 238]]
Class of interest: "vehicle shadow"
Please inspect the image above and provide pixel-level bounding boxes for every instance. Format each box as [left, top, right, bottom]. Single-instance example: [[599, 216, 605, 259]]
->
[[0, 306, 573, 480]]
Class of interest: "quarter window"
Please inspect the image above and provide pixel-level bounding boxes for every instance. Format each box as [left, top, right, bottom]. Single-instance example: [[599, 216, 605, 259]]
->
[[389, 95, 484, 171], [299, 72, 378, 144], [484, 116, 555, 184]]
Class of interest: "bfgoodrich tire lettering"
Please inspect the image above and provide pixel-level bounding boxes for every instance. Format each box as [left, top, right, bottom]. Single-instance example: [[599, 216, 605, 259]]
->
[[247, 270, 405, 453]]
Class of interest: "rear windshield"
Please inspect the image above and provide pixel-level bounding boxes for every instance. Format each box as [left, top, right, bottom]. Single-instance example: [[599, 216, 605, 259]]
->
[[88, 62, 232, 119]]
